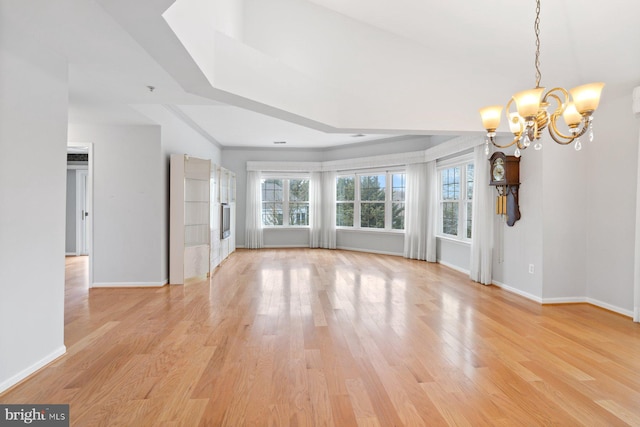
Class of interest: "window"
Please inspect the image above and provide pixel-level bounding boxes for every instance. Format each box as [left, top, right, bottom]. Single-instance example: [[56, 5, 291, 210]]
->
[[438, 159, 474, 240], [288, 178, 310, 226], [261, 178, 309, 226], [360, 174, 385, 228], [336, 176, 355, 227], [336, 171, 405, 231], [391, 173, 406, 230]]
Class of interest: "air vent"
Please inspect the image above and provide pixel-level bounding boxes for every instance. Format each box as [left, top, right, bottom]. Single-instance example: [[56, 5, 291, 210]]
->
[[67, 153, 88, 162]]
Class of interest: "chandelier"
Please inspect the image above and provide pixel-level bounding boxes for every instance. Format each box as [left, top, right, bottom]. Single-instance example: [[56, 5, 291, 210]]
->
[[479, 0, 604, 157]]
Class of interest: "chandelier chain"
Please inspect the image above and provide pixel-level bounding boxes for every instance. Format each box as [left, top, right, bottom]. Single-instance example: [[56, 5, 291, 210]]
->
[[534, 0, 542, 88]]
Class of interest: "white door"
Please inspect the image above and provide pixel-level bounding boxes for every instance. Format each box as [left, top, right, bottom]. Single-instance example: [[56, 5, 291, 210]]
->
[[76, 169, 89, 255]]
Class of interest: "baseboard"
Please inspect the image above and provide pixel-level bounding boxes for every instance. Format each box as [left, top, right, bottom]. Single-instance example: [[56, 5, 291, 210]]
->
[[541, 296, 587, 304], [437, 259, 470, 275], [264, 244, 309, 249], [540, 296, 632, 317], [492, 282, 633, 318], [336, 246, 403, 257], [65, 252, 77, 256], [0, 345, 66, 394], [585, 297, 633, 318], [491, 280, 543, 303], [91, 281, 167, 288]]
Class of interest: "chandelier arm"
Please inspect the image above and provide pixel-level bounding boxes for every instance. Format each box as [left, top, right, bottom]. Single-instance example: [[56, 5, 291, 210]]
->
[[488, 134, 520, 149], [542, 87, 570, 109], [547, 115, 589, 145]]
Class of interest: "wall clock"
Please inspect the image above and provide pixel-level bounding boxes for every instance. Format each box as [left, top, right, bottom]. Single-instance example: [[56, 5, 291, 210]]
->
[[489, 152, 521, 226]]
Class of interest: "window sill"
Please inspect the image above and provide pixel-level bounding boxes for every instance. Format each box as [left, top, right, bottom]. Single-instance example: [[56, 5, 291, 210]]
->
[[263, 226, 309, 230], [437, 235, 472, 246], [337, 228, 404, 236]]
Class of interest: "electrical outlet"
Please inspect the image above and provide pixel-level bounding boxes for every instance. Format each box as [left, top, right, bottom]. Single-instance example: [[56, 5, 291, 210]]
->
[[529, 264, 534, 274]]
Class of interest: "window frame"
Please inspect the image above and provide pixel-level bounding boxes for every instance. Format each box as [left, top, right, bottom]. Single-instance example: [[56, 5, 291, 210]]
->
[[437, 154, 474, 242], [336, 168, 406, 232], [261, 175, 310, 228]]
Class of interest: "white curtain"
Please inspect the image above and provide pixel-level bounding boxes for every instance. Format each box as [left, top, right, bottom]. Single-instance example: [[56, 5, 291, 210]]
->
[[310, 170, 336, 249], [403, 161, 437, 262], [244, 170, 263, 249], [469, 145, 493, 284]]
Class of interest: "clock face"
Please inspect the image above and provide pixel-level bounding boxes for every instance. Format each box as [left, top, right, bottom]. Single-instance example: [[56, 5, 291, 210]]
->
[[492, 158, 505, 181]]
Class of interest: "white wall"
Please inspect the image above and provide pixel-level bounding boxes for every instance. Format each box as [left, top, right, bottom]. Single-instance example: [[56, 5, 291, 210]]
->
[[491, 146, 544, 300], [0, 28, 68, 392], [584, 87, 638, 313], [489, 86, 639, 315], [152, 106, 222, 282], [68, 124, 165, 286], [337, 230, 404, 256], [241, 0, 497, 132], [542, 137, 588, 301], [437, 239, 471, 274]]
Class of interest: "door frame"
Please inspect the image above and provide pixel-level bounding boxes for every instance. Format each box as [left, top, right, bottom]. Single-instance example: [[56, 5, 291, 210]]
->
[[68, 142, 94, 287]]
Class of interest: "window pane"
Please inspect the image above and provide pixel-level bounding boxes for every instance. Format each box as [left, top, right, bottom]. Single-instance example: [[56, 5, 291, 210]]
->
[[360, 175, 385, 201], [466, 202, 472, 239], [441, 167, 460, 200], [289, 179, 309, 201], [337, 176, 355, 201], [442, 202, 458, 235], [361, 202, 385, 228], [262, 202, 283, 226], [392, 173, 406, 201], [467, 164, 474, 200], [261, 179, 283, 202], [336, 203, 354, 226], [392, 202, 405, 230], [289, 202, 309, 226], [261, 179, 284, 226]]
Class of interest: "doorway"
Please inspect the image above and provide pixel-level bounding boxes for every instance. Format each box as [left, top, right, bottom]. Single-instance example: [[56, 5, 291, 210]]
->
[[67, 142, 93, 287]]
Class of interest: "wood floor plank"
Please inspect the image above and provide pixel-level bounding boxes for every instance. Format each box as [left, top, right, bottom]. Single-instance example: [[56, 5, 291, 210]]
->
[[2, 250, 640, 426]]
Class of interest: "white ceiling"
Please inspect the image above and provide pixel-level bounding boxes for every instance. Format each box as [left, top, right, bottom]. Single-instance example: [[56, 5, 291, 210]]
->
[[7, 0, 640, 149]]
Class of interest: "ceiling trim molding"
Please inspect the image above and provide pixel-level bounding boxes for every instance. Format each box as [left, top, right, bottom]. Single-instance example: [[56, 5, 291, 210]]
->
[[247, 161, 323, 172], [323, 150, 426, 171], [247, 135, 484, 173]]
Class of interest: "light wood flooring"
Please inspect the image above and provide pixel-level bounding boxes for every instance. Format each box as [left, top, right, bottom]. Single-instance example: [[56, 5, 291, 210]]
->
[[2, 249, 640, 426]]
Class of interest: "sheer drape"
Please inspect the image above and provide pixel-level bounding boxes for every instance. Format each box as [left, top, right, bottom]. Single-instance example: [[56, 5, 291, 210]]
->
[[244, 170, 263, 249], [469, 145, 493, 284], [310, 171, 336, 248], [403, 161, 437, 262]]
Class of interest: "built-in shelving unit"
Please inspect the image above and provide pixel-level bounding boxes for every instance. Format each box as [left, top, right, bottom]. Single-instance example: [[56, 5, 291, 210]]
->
[[170, 155, 235, 284]]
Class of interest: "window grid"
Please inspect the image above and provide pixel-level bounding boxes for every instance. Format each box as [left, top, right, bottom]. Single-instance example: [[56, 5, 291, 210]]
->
[[336, 176, 355, 227], [261, 178, 309, 227], [438, 160, 473, 241], [336, 171, 405, 231]]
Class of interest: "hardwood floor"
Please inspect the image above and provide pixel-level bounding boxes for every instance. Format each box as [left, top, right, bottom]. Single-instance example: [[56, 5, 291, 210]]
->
[[2, 249, 640, 426]]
